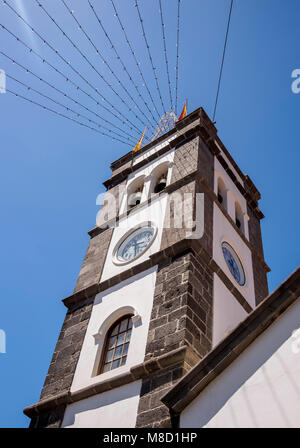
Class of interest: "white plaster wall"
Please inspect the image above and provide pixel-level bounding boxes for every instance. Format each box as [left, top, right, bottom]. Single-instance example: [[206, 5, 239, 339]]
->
[[214, 158, 249, 239], [214, 157, 246, 207], [62, 381, 141, 428], [119, 148, 174, 215], [101, 196, 167, 282], [70, 267, 157, 392], [213, 203, 255, 309], [101, 150, 174, 283], [181, 298, 300, 428], [133, 134, 177, 166], [212, 274, 248, 347]]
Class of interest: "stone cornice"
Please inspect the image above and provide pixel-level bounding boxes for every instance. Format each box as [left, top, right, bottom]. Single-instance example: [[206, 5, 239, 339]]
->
[[161, 267, 300, 415], [23, 345, 194, 419], [62, 237, 254, 314]]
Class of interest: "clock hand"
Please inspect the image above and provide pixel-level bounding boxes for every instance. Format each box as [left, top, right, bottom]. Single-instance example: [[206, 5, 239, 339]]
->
[[133, 241, 138, 256]]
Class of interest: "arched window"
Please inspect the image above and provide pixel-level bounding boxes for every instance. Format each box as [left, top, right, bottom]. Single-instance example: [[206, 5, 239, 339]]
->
[[99, 314, 133, 373], [217, 177, 227, 209]]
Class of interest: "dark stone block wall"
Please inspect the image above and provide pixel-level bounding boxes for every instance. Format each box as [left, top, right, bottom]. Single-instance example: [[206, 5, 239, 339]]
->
[[136, 363, 188, 428], [74, 227, 114, 293], [197, 136, 215, 187], [135, 250, 213, 428], [28, 296, 94, 427], [169, 136, 199, 183], [30, 297, 94, 428], [40, 296, 94, 401], [247, 205, 269, 305], [252, 254, 269, 305], [247, 205, 265, 258], [160, 181, 196, 251], [160, 135, 214, 256]]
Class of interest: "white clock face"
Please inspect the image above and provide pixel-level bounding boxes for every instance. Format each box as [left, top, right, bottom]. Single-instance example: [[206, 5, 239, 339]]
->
[[222, 242, 245, 286], [116, 225, 155, 263]]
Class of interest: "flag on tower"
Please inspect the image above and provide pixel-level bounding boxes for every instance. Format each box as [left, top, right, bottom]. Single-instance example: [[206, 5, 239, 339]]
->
[[178, 100, 187, 121], [133, 127, 147, 152]]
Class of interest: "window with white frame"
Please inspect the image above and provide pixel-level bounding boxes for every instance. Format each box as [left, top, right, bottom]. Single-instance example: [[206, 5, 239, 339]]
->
[[99, 314, 133, 374]]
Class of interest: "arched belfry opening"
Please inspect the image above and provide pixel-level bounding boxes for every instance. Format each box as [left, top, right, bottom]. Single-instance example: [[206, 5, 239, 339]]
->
[[217, 177, 227, 209], [127, 177, 145, 210]]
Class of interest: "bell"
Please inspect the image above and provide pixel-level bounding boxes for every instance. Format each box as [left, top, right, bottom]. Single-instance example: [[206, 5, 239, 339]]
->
[[128, 191, 142, 208], [154, 175, 167, 193], [159, 175, 167, 185]]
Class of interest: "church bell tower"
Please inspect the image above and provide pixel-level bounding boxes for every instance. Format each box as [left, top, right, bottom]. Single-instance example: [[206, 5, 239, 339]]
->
[[24, 107, 269, 428]]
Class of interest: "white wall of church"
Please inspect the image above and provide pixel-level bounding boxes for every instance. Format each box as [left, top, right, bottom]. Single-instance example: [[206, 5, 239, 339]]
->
[[101, 196, 168, 282], [101, 149, 174, 283], [62, 381, 141, 428], [213, 203, 255, 308], [212, 274, 248, 346], [214, 158, 249, 239], [70, 267, 157, 393], [181, 298, 300, 428]]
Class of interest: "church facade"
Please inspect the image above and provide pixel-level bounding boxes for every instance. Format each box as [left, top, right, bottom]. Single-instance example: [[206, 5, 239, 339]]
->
[[24, 107, 299, 428]]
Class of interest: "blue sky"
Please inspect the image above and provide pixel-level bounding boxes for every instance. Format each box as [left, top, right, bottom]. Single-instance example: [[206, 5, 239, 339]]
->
[[0, 0, 299, 427]]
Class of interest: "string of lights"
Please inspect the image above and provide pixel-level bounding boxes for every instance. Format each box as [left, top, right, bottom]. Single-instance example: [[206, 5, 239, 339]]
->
[[6, 88, 132, 146], [32, 0, 150, 134], [3, 0, 148, 139], [5, 71, 137, 144], [213, 0, 234, 121], [109, 0, 161, 121], [85, 0, 157, 130], [134, 0, 167, 115], [0, 50, 139, 143], [0, 23, 139, 135], [58, 0, 156, 133], [175, 0, 181, 116], [158, 0, 173, 111]]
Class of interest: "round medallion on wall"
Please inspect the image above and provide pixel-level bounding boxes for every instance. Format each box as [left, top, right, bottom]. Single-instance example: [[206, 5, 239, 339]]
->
[[113, 223, 157, 265], [221, 242, 245, 286]]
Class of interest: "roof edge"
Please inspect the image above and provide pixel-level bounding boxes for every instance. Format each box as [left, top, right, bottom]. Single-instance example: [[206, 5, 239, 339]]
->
[[161, 266, 300, 414]]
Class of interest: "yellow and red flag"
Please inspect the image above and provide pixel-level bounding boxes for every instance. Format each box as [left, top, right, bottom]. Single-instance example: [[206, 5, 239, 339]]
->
[[133, 127, 147, 152], [178, 100, 187, 121]]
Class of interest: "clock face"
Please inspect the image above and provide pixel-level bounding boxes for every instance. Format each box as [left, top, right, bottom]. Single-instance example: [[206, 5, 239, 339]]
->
[[222, 242, 245, 286], [116, 225, 155, 263]]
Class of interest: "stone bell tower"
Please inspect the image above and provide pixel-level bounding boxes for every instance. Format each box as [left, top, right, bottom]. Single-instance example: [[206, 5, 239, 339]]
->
[[24, 107, 269, 428]]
